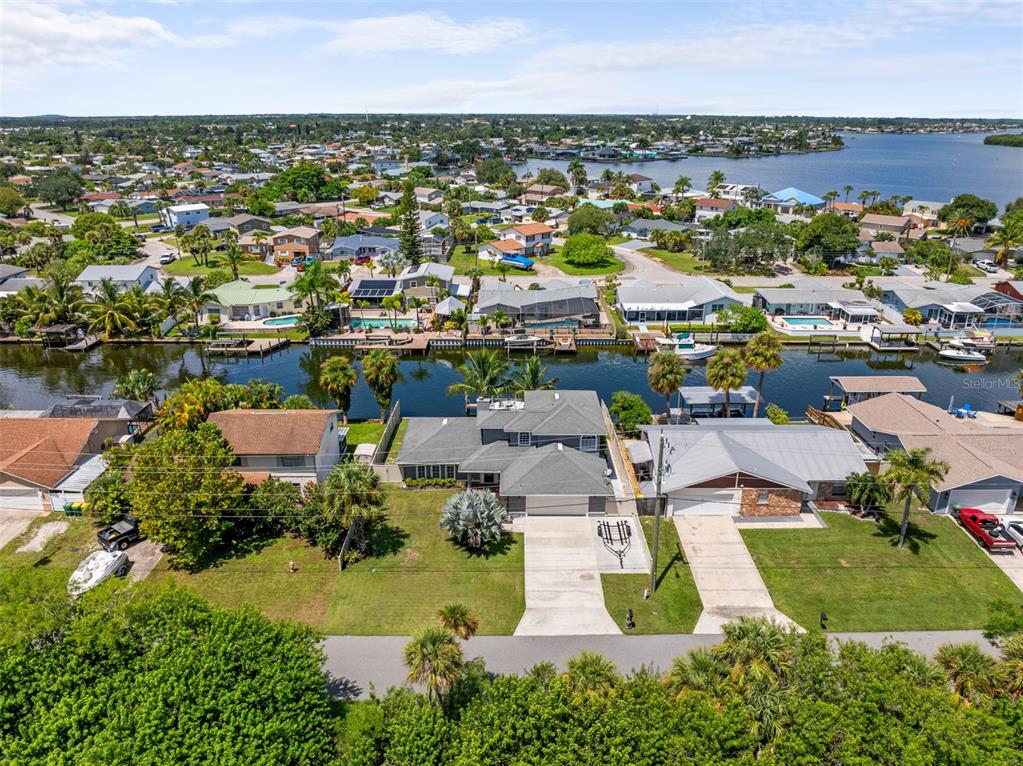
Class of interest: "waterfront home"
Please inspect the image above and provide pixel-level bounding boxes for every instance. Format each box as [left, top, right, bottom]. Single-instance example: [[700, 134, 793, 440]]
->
[[272, 226, 321, 263], [348, 277, 401, 307], [693, 198, 737, 223], [329, 234, 400, 261], [628, 174, 656, 195], [0, 418, 133, 511], [621, 219, 691, 239], [164, 202, 210, 229], [752, 280, 877, 323], [503, 222, 554, 256], [475, 280, 600, 326], [615, 278, 741, 323], [877, 281, 1023, 328], [831, 201, 865, 220], [846, 393, 1023, 515], [760, 187, 825, 214], [208, 409, 346, 486], [902, 200, 946, 229], [396, 262, 465, 301], [206, 279, 302, 321], [632, 422, 867, 516], [396, 391, 613, 516], [712, 182, 763, 202], [76, 264, 158, 294]]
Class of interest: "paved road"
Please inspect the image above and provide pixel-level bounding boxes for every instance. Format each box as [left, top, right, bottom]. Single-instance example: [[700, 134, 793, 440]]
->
[[322, 630, 999, 699]]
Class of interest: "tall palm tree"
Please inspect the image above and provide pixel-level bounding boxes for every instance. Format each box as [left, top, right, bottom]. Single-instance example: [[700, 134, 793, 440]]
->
[[883, 447, 949, 549], [510, 356, 558, 395], [743, 331, 782, 418], [222, 230, 243, 281], [647, 350, 687, 418], [935, 643, 997, 704], [564, 651, 620, 701], [289, 259, 340, 308], [251, 229, 270, 258], [707, 170, 726, 198], [706, 348, 747, 418], [567, 159, 587, 192], [985, 226, 1022, 268], [85, 277, 137, 339], [321, 460, 383, 570], [447, 349, 510, 402], [406, 296, 427, 329], [437, 603, 479, 640], [362, 348, 400, 420], [33, 275, 85, 327], [842, 184, 853, 203], [402, 625, 464, 704], [173, 224, 186, 255], [155, 276, 186, 321], [672, 175, 692, 200], [380, 294, 403, 332], [319, 355, 358, 424], [182, 275, 216, 329]]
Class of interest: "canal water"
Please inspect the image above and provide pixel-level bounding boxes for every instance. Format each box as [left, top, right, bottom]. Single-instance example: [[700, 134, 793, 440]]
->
[[516, 132, 1023, 208], [2, 343, 1020, 421]]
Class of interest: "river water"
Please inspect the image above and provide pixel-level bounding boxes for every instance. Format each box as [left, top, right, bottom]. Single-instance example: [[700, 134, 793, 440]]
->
[[516, 132, 1023, 208], [3, 343, 1020, 421]]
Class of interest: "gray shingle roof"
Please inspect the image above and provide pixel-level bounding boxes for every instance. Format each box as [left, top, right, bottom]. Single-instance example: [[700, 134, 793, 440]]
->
[[499, 443, 611, 497], [503, 391, 605, 436], [616, 278, 740, 310], [396, 417, 482, 465]]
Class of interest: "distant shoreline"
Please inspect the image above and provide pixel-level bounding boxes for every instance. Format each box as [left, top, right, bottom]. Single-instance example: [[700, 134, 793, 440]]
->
[[983, 134, 1023, 147]]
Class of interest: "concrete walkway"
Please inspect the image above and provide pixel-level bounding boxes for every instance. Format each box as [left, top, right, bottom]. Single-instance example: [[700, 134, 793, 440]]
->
[[514, 517, 621, 636], [322, 630, 998, 700], [673, 516, 799, 633]]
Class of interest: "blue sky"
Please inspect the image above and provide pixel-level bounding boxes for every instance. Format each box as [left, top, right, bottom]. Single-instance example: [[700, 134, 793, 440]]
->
[[3, 1, 1021, 117]]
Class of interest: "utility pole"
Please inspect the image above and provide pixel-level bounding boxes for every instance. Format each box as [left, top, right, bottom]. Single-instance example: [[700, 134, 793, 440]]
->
[[649, 433, 666, 593]]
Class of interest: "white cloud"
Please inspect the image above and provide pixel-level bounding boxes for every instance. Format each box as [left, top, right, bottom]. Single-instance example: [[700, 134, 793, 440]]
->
[[320, 12, 534, 55]]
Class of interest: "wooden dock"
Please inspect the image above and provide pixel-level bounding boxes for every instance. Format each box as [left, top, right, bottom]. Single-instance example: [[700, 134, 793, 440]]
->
[[631, 329, 665, 353], [207, 338, 290, 356], [64, 335, 101, 352]]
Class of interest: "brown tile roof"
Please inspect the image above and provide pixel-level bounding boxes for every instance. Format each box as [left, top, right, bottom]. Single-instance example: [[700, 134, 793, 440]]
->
[[484, 239, 527, 253], [508, 222, 554, 236], [207, 409, 339, 456], [831, 202, 864, 212], [861, 213, 910, 227], [0, 418, 99, 488]]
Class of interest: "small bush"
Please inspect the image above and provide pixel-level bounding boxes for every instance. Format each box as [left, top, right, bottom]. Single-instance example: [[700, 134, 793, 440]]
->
[[405, 478, 463, 489]]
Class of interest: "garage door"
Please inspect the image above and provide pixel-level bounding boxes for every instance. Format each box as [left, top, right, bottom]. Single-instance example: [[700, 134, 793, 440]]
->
[[948, 489, 1013, 515], [0, 488, 43, 512], [526, 495, 590, 516], [671, 489, 740, 516]]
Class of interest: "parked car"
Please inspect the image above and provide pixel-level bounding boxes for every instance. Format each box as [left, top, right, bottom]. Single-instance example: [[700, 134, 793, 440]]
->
[[68, 550, 130, 596], [354, 255, 371, 265], [159, 252, 176, 265], [975, 259, 999, 273], [956, 508, 1017, 550], [97, 518, 141, 551], [150, 224, 170, 233], [772, 264, 793, 275], [1005, 520, 1023, 548]]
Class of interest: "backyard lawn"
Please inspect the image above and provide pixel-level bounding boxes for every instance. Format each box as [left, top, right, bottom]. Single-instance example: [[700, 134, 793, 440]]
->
[[164, 255, 279, 277], [642, 247, 711, 274], [602, 517, 702, 633], [158, 489, 525, 635], [447, 249, 536, 277], [344, 421, 385, 447], [0, 516, 102, 578], [385, 419, 409, 463], [742, 509, 1022, 631]]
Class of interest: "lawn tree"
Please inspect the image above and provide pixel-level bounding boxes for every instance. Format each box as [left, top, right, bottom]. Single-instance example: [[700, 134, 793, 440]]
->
[[844, 471, 892, 513], [34, 167, 84, 209], [743, 331, 783, 418], [647, 350, 687, 418], [437, 603, 479, 640], [562, 233, 614, 267], [126, 422, 243, 569], [318, 460, 384, 570], [249, 475, 303, 536], [795, 212, 859, 263], [440, 489, 508, 551], [706, 348, 747, 418], [567, 205, 615, 235], [883, 447, 949, 550], [609, 391, 653, 434]]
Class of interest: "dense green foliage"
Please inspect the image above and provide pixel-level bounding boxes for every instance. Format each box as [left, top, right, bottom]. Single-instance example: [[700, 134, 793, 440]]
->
[[939, 193, 999, 224], [567, 204, 616, 235], [561, 232, 614, 266], [0, 575, 336, 765], [609, 390, 653, 433], [794, 211, 859, 259], [983, 133, 1023, 147]]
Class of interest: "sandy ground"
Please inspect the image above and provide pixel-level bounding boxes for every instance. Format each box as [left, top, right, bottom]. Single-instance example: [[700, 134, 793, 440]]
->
[[15, 521, 69, 553]]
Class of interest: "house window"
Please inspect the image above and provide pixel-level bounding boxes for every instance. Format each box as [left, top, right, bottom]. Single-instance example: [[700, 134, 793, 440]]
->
[[756, 492, 770, 505], [517, 432, 531, 446], [281, 455, 303, 467], [581, 436, 598, 451]]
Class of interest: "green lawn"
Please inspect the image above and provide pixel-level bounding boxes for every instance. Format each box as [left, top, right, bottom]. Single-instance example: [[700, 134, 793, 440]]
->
[[545, 246, 625, 276], [345, 421, 385, 448], [447, 249, 536, 277], [385, 419, 409, 463], [605, 235, 630, 245], [642, 248, 712, 274], [164, 255, 280, 277], [0, 516, 102, 579], [158, 489, 525, 634], [742, 509, 1023, 632], [602, 517, 702, 634]]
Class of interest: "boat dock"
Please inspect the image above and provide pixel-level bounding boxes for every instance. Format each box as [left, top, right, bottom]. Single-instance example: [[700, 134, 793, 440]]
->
[[64, 335, 101, 352], [206, 338, 290, 356], [631, 329, 665, 353]]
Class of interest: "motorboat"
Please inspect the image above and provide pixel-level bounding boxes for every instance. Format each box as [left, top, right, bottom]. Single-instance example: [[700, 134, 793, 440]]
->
[[669, 333, 717, 360], [949, 329, 996, 354], [504, 334, 549, 349], [68, 550, 130, 596], [937, 345, 989, 364]]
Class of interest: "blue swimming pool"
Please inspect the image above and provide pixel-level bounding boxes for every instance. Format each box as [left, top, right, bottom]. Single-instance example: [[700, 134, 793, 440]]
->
[[523, 320, 579, 329], [351, 318, 416, 329], [262, 316, 300, 327], [780, 316, 838, 327]]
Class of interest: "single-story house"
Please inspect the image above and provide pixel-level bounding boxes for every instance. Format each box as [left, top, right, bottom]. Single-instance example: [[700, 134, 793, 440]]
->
[[760, 187, 825, 214], [206, 280, 303, 321], [329, 234, 400, 261], [860, 214, 911, 237], [523, 184, 565, 204], [208, 409, 346, 486], [622, 219, 690, 239], [396, 390, 613, 515], [846, 393, 1023, 514], [348, 277, 401, 306], [753, 280, 877, 322], [633, 421, 867, 516], [434, 296, 465, 316], [616, 278, 741, 323], [76, 264, 158, 294], [462, 200, 511, 215], [878, 282, 1023, 328], [414, 187, 444, 205], [824, 375, 927, 410], [831, 202, 865, 220], [994, 281, 1023, 302], [475, 281, 600, 325]]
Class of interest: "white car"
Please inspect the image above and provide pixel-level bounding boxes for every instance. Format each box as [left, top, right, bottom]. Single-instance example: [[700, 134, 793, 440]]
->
[[1005, 520, 1023, 549], [975, 259, 999, 274], [68, 550, 130, 596], [159, 252, 176, 265]]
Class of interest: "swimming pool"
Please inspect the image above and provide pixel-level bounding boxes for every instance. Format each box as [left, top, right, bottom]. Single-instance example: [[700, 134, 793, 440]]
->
[[780, 316, 837, 328], [350, 317, 416, 329], [523, 320, 579, 329], [262, 316, 300, 327]]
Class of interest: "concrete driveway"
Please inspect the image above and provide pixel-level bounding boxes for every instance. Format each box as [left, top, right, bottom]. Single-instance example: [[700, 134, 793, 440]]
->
[[0, 510, 48, 551], [673, 515, 800, 634], [127, 539, 164, 581], [514, 517, 621, 636]]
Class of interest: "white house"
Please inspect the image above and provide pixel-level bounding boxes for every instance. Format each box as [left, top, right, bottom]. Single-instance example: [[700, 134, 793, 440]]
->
[[628, 174, 656, 195], [76, 264, 159, 294], [419, 210, 449, 231], [503, 222, 554, 255], [165, 203, 210, 229], [414, 187, 444, 205]]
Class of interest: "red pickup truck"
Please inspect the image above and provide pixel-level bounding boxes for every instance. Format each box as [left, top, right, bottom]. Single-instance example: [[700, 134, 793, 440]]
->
[[957, 509, 1018, 550]]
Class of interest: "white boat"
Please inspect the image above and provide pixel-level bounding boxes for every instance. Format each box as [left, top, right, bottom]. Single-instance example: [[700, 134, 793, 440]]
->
[[938, 346, 989, 364], [68, 550, 130, 596], [504, 334, 548, 348], [950, 330, 996, 353], [669, 333, 717, 360]]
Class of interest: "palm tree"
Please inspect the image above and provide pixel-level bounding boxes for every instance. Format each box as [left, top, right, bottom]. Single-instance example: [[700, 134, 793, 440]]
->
[[173, 224, 185, 255], [289, 259, 340, 308], [251, 229, 270, 258], [883, 448, 949, 549], [935, 643, 997, 704], [319, 355, 358, 423], [437, 603, 479, 640], [706, 348, 747, 418], [998, 633, 1023, 699], [402, 625, 464, 704], [406, 296, 427, 329], [222, 230, 243, 280], [664, 647, 728, 699], [823, 190, 839, 209], [465, 265, 484, 297], [321, 460, 383, 570], [362, 348, 400, 420], [672, 175, 692, 200], [85, 278, 137, 339], [380, 294, 403, 332], [182, 275, 216, 329], [491, 309, 510, 332], [510, 356, 558, 395], [842, 184, 854, 203], [447, 349, 510, 402], [985, 226, 1021, 268], [567, 159, 587, 193], [743, 331, 782, 418], [155, 276, 185, 322], [564, 651, 620, 701], [707, 170, 726, 198], [647, 350, 687, 418], [114, 368, 157, 402], [845, 471, 892, 513], [714, 617, 792, 693]]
